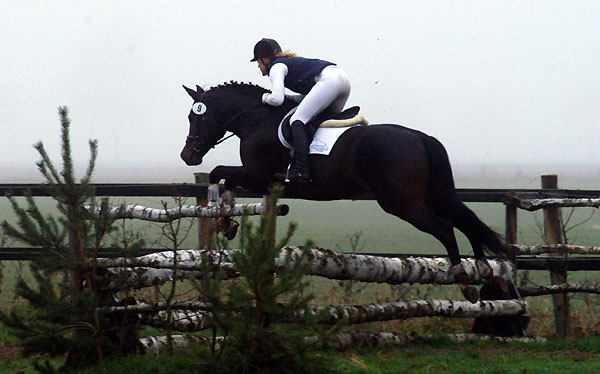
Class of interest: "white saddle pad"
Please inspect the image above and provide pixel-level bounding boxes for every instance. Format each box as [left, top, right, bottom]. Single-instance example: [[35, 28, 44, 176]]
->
[[308, 126, 355, 155], [277, 108, 361, 156]]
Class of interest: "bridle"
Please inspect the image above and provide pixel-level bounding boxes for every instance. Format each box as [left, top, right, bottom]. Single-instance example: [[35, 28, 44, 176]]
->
[[186, 103, 264, 154]]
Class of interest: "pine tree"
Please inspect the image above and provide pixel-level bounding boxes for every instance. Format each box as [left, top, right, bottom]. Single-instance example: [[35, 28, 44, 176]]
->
[[195, 187, 330, 374], [0, 107, 127, 371]]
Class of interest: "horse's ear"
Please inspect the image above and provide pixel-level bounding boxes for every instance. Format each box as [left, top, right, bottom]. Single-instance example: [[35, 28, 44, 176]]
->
[[183, 85, 202, 100], [196, 85, 205, 93]]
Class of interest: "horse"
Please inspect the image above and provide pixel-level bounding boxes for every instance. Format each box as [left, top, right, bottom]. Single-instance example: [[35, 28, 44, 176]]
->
[[180, 81, 512, 303]]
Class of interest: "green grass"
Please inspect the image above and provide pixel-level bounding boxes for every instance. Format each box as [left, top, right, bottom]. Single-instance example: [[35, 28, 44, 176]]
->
[[3, 338, 600, 374], [318, 342, 600, 374]]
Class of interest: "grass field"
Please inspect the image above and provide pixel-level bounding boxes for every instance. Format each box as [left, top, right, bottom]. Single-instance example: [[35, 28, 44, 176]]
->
[[4, 337, 600, 374]]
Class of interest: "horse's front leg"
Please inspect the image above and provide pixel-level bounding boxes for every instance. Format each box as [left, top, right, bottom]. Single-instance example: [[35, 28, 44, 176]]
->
[[209, 165, 273, 194], [206, 166, 250, 241], [470, 239, 510, 295], [209, 165, 253, 191]]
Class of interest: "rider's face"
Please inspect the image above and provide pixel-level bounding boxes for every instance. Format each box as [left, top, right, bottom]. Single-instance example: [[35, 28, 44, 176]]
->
[[257, 58, 270, 76]]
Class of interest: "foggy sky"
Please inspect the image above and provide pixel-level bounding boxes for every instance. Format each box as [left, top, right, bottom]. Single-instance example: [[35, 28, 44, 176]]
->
[[1, 1, 599, 183]]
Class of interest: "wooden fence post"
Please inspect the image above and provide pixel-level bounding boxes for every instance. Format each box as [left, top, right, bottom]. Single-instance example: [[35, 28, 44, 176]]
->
[[505, 205, 518, 245], [194, 173, 215, 250], [542, 174, 571, 337]]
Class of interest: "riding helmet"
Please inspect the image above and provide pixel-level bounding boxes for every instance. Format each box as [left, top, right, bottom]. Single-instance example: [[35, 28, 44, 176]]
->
[[251, 38, 282, 62]]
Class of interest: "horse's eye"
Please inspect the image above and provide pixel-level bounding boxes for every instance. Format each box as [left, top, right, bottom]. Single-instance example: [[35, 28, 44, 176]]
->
[[192, 102, 207, 115]]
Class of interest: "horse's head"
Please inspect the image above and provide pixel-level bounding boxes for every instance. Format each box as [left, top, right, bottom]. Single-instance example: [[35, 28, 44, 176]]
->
[[180, 82, 269, 166], [180, 85, 225, 165]]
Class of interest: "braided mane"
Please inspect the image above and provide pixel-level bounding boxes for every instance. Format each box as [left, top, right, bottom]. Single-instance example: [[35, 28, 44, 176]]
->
[[207, 81, 269, 96]]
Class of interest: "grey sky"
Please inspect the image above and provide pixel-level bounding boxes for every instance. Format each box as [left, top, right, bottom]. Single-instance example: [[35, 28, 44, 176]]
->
[[1, 1, 599, 183]]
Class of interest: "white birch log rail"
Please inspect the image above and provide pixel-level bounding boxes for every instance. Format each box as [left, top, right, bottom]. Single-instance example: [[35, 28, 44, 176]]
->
[[141, 299, 527, 332], [303, 299, 527, 324], [512, 244, 600, 256], [138, 335, 216, 356], [507, 197, 600, 211], [138, 332, 545, 356], [104, 301, 209, 313], [97, 247, 516, 291], [314, 332, 546, 350], [88, 203, 289, 222], [147, 310, 212, 332]]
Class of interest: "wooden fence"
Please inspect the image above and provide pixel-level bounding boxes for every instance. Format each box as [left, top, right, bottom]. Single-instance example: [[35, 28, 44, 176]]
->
[[2, 173, 600, 339]]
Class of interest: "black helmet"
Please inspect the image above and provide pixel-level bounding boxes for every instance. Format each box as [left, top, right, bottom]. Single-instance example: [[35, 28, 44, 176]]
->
[[251, 38, 282, 62]]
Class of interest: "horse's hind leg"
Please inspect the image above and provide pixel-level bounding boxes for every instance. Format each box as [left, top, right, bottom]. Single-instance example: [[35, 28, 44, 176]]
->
[[443, 199, 509, 293], [373, 194, 479, 303]]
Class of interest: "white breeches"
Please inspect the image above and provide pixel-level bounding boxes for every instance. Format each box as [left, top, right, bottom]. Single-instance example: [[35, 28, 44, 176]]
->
[[290, 66, 351, 124]]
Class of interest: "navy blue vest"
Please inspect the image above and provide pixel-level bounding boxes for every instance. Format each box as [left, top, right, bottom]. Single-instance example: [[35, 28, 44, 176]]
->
[[270, 57, 336, 94]]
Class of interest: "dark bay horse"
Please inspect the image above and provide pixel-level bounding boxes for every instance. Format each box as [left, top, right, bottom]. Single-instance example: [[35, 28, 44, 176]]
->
[[180, 82, 511, 303]]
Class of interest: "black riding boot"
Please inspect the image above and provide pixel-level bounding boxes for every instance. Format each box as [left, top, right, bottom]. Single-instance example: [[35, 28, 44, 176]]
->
[[287, 120, 310, 183]]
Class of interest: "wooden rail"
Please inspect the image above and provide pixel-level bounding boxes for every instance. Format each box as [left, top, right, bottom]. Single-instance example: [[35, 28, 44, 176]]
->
[[4, 247, 600, 271], [2, 181, 600, 263], [2, 183, 600, 201], [3, 177, 599, 338]]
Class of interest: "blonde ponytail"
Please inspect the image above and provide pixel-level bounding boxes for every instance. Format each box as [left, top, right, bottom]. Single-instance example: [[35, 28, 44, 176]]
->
[[275, 50, 298, 58]]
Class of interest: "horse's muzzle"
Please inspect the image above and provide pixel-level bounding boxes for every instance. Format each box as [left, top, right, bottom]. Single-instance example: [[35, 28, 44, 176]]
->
[[180, 148, 203, 166]]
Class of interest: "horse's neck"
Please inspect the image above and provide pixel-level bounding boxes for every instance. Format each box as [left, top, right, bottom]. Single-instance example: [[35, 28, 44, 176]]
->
[[232, 102, 293, 141]]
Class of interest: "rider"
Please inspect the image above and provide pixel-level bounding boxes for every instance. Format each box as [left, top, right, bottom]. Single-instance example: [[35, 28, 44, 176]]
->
[[251, 38, 351, 184]]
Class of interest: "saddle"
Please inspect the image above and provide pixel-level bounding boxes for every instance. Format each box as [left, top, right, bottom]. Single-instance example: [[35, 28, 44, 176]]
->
[[280, 106, 368, 145]]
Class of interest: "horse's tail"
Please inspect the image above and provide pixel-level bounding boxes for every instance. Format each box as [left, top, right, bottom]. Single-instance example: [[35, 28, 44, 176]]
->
[[420, 133, 510, 259]]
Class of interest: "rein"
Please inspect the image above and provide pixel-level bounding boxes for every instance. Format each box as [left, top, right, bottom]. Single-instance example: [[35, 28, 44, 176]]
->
[[187, 103, 264, 151]]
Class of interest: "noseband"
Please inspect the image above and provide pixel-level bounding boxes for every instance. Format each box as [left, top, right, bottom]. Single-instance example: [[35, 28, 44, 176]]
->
[[186, 133, 233, 153], [186, 103, 264, 154]]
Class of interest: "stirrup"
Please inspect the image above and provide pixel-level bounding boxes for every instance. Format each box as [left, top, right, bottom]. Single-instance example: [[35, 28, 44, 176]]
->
[[273, 170, 310, 184], [274, 172, 288, 181], [287, 171, 310, 184]]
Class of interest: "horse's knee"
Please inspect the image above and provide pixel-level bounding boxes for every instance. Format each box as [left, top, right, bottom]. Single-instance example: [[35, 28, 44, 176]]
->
[[209, 170, 222, 184], [476, 258, 493, 280], [452, 263, 479, 303], [451, 263, 470, 284]]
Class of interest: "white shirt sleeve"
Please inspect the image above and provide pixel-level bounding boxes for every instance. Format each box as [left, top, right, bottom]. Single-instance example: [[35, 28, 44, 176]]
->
[[263, 63, 288, 106]]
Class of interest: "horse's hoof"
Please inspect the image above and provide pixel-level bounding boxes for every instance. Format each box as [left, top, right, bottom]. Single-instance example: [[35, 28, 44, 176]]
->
[[225, 220, 239, 240], [451, 263, 470, 284], [460, 284, 479, 304], [475, 258, 493, 280], [489, 275, 509, 295]]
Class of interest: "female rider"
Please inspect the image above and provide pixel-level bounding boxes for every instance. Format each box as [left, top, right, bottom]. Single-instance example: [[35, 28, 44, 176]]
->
[[251, 38, 351, 184]]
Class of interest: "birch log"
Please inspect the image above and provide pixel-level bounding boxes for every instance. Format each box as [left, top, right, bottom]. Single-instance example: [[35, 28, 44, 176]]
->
[[100, 267, 227, 291], [147, 310, 213, 332], [88, 203, 288, 222], [295, 247, 515, 285], [103, 301, 209, 313], [97, 249, 233, 270], [305, 299, 527, 324], [142, 299, 527, 332], [510, 198, 600, 211], [99, 247, 516, 291], [138, 335, 219, 356], [316, 332, 546, 350], [513, 244, 600, 256], [138, 332, 545, 355]]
